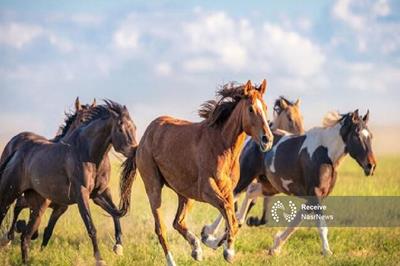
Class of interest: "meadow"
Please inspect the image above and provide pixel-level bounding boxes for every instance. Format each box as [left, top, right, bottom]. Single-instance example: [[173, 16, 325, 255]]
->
[[0, 155, 399, 266]]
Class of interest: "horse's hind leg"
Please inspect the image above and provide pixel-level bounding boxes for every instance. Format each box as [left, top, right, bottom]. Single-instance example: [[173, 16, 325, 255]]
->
[[173, 195, 202, 261], [93, 188, 123, 255], [0, 170, 22, 247], [5, 195, 28, 243], [20, 191, 50, 264], [41, 204, 68, 249]]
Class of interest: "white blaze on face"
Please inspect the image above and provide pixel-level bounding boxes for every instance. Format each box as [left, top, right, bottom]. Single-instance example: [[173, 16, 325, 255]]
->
[[361, 129, 370, 139], [255, 99, 269, 129], [281, 178, 293, 192]]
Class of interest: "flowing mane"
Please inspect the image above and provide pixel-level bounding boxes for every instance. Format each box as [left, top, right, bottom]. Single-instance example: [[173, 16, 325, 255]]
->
[[83, 100, 128, 125], [322, 111, 344, 128], [198, 82, 255, 128], [52, 109, 92, 142]]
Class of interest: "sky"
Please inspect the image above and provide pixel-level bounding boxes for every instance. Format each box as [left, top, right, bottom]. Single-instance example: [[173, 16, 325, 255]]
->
[[0, 0, 399, 141]]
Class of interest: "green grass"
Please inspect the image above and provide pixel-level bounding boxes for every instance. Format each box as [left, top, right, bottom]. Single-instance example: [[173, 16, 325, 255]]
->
[[1, 155, 399, 265]]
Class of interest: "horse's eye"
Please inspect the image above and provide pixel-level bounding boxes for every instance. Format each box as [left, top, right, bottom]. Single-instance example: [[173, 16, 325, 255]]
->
[[249, 106, 253, 113]]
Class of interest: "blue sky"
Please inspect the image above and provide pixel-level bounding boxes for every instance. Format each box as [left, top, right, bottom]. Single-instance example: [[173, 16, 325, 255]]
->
[[0, 0, 399, 141]]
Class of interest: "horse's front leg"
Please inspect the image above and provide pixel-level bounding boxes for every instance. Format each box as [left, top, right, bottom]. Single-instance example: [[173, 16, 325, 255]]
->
[[201, 177, 238, 263], [76, 184, 105, 266], [93, 188, 123, 256]]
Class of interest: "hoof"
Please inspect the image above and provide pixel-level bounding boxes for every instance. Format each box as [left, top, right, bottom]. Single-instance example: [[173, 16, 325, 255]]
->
[[0, 235, 11, 247], [166, 252, 176, 266], [223, 248, 235, 263], [16, 220, 27, 233], [201, 234, 219, 250], [247, 216, 266, 227], [31, 230, 39, 240], [191, 248, 203, 261], [322, 249, 333, 256], [113, 244, 123, 256], [96, 260, 107, 266], [268, 247, 280, 256]]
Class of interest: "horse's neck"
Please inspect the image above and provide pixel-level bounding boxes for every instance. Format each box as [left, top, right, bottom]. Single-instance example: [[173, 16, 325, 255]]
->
[[308, 123, 347, 166], [75, 118, 113, 165], [220, 103, 247, 160]]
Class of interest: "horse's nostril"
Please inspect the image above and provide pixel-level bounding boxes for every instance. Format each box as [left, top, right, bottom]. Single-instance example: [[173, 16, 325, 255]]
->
[[261, 135, 268, 144]]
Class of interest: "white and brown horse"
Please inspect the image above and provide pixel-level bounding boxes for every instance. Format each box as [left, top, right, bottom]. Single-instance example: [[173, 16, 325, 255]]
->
[[210, 110, 377, 256]]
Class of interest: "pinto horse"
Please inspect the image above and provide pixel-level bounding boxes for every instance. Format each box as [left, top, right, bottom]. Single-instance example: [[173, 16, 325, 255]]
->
[[212, 109, 376, 256], [0, 101, 137, 265], [121, 80, 273, 265], [201, 96, 304, 240]]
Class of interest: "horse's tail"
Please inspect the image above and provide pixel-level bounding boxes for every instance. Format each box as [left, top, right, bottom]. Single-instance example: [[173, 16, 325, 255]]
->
[[117, 146, 138, 217]]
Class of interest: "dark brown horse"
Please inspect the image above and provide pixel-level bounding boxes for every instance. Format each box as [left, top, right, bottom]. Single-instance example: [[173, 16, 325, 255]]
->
[[0, 97, 95, 246], [121, 80, 273, 265], [201, 96, 305, 239], [0, 100, 137, 265]]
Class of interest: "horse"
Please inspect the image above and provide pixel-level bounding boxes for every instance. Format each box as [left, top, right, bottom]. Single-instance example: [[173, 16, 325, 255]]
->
[[0, 97, 95, 246], [0, 100, 137, 265], [217, 109, 376, 256], [201, 96, 304, 240], [120, 80, 273, 265]]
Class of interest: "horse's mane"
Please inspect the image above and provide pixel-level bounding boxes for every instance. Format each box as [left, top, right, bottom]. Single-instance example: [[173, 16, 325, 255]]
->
[[273, 96, 294, 115], [198, 82, 253, 128], [322, 111, 346, 128], [83, 100, 127, 125], [52, 109, 93, 142]]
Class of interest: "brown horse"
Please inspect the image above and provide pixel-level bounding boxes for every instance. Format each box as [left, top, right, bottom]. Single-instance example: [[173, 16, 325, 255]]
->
[[201, 96, 305, 239], [0, 100, 137, 265], [0, 97, 95, 245], [121, 80, 273, 265]]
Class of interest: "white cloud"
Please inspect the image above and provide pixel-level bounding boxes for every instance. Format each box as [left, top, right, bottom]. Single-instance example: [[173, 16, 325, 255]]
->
[[340, 61, 400, 92], [0, 23, 43, 48], [48, 34, 74, 53], [261, 23, 325, 78], [372, 0, 390, 17], [155, 62, 172, 76], [182, 12, 252, 71], [113, 24, 140, 50], [332, 0, 399, 54]]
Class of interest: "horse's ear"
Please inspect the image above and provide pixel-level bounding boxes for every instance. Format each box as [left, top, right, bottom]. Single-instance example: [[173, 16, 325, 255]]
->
[[258, 79, 267, 95], [91, 98, 96, 107], [352, 109, 359, 123], [75, 97, 81, 111], [244, 80, 252, 96], [363, 109, 370, 123], [279, 98, 288, 109], [295, 99, 301, 106]]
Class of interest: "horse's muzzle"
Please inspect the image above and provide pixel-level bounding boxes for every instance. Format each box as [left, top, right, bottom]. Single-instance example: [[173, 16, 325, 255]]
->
[[260, 135, 273, 152], [363, 163, 376, 176]]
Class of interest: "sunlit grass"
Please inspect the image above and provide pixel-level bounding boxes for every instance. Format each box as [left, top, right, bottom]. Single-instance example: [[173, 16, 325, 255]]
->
[[1, 155, 399, 265]]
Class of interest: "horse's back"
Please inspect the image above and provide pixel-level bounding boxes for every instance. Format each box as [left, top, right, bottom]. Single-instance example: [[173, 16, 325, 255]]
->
[[0, 131, 49, 165]]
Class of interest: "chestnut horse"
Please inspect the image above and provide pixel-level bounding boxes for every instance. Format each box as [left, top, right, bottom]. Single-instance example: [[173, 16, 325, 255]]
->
[[122, 80, 273, 265], [201, 97, 304, 240]]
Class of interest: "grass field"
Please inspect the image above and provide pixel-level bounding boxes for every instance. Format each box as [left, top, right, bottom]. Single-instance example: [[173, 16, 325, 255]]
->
[[0, 155, 399, 266]]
